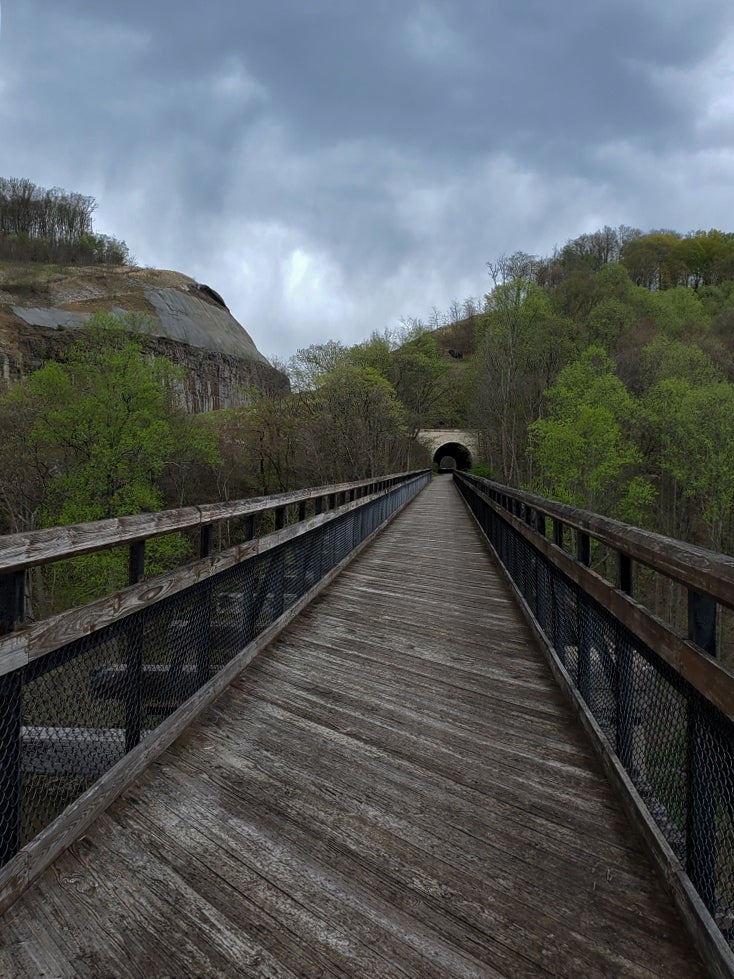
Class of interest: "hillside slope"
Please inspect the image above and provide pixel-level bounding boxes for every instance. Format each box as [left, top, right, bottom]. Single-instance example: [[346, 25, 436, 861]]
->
[[0, 263, 287, 410]]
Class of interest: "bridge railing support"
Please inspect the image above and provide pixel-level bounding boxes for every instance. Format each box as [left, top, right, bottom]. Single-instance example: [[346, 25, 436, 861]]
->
[[453, 470, 734, 978], [0, 470, 430, 912]]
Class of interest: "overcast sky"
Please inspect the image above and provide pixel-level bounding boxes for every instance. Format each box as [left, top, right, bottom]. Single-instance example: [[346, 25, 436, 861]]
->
[[2, 1, 734, 362]]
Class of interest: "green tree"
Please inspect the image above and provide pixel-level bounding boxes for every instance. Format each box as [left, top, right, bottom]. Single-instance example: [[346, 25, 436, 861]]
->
[[528, 347, 653, 521], [473, 281, 576, 484], [642, 373, 734, 551], [586, 297, 635, 350], [621, 232, 681, 289], [3, 312, 191, 610], [286, 340, 349, 392], [12, 313, 178, 524], [304, 366, 408, 482], [646, 287, 709, 339]]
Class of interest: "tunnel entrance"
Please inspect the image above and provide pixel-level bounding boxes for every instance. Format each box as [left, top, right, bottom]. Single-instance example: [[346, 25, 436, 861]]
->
[[433, 441, 473, 472]]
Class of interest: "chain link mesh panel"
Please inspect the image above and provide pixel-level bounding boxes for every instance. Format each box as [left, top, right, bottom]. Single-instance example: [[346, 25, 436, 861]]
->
[[0, 474, 429, 870], [455, 475, 734, 948]]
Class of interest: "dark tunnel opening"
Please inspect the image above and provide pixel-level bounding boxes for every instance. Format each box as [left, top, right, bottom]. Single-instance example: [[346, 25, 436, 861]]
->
[[433, 442, 473, 472]]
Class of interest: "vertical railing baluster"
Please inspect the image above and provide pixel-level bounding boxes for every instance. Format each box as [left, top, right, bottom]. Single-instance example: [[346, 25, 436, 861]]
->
[[244, 514, 255, 541], [196, 526, 214, 690], [688, 591, 716, 658], [577, 532, 591, 702], [553, 519, 564, 549], [125, 542, 146, 754], [0, 570, 24, 864], [687, 589, 718, 913], [617, 553, 634, 771], [200, 523, 214, 560]]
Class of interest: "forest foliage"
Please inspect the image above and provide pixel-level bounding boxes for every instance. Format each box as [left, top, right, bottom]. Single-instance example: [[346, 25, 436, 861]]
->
[[469, 225, 734, 562], [0, 177, 131, 265], [5, 223, 734, 615]]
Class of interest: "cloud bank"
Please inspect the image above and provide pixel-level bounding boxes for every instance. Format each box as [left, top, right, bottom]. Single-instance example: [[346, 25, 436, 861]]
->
[[2, 0, 734, 359]]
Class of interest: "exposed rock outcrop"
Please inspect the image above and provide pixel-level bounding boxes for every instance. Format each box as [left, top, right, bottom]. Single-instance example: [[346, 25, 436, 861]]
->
[[0, 264, 288, 411]]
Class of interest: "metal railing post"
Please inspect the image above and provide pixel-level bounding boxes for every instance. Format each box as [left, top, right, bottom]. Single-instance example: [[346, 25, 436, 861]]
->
[[125, 542, 146, 754], [0, 571, 24, 864], [687, 591, 718, 912], [196, 526, 214, 689], [617, 553, 634, 770], [577, 532, 591, 701]]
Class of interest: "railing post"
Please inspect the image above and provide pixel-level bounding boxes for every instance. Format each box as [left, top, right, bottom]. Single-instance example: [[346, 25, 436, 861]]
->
[[199, 523, 214, 560], [576, 532, 591, 702], [618, 553, 633, 597], [125, 542, 145, 754], [577, 531, 591, 568], [688, 591, 716, 658], [298, 501, 307, 522], [274, 506, 286, 531], [553, 519, 564, 549], [197, 526, 214, 690], [272, 547, 285, 620], [617, 554, 634, 770], [687, 592, 718, 912], [244, 514, 256, 541], [0, 571, 24, 864]]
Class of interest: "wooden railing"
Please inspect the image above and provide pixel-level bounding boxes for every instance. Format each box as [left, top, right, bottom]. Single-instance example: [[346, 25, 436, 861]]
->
[[454, 471, 734, 979], [0, 470, 431, 914]]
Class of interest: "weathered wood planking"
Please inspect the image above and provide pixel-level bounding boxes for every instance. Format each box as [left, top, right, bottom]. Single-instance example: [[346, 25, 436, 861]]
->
[[456, 471, 734, 607], [0, 476, 706, 978], [0, 479, 423, 678], [457, 474, 734, 723], [0, 472, 422, 574]]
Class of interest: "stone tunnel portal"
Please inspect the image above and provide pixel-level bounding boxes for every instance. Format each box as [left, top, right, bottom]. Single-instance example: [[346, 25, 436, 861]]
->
[[433, 442, 473, 472]]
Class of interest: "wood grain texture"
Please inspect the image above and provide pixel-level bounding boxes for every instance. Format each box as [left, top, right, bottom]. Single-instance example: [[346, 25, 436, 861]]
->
[[0, 476, 706, 978], [0, 488, 416, 917], [457, 474, 734, 721], [456, 471, 734, 608], [0, 476, 427, 678], [0, 472, 426, 575]]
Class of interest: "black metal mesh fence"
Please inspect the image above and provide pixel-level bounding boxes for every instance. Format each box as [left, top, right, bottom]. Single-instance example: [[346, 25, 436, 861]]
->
[[455, 476, 734, 947], [0, 475, 429, 870]]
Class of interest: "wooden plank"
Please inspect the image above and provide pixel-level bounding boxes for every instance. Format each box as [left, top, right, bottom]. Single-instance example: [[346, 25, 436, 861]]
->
[[0, 479, 426, 678], [0, 481, 422, 916], [462, 476, 734, 720], [0, 471, 428, 575], [456, 472, 734, 607], [164, 729, 679, 976], [0, 506, 202, 575], [0, 476, 708, 977]]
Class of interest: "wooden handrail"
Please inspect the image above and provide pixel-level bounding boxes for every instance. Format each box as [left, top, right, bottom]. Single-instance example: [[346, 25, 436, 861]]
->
[[0, 472, 426, 575], [454, 472, 734, 718], [456, 473, 734, 611]]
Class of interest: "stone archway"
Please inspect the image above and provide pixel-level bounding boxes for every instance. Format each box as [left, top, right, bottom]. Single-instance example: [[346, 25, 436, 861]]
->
[[416, 429, 478, 472], [432, 441, 473, 471]]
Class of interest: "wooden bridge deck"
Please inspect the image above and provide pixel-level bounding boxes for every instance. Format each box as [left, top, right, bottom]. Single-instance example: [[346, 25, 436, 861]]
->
[[0, 476, 706, 977]]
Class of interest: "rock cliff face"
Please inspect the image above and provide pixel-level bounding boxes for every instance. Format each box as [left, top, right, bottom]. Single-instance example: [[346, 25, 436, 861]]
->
[[0, 264, 288, 411]]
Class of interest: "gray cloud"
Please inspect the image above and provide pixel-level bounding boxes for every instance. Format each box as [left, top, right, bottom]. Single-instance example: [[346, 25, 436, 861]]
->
[[2, 0, 734, 359]]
